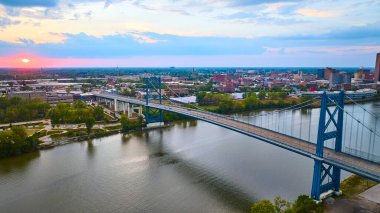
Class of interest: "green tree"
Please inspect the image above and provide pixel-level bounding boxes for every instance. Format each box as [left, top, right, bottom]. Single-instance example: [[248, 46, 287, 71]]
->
[[291, 195, 323, 213], [244, 95, 259, 110], [73, 100, 87, 109], [251, 200, 276, 213], [274, 196, 292, 213], [258, 91, 266, 100], [93, 106, 105, 121], [218, 97, 233, 113], [85, 117, 95, 134], [196, 92, 207, 105], [120, 114, 142, 132]]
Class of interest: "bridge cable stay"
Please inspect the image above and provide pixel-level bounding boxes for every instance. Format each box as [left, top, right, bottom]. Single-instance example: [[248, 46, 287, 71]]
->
[[329, 97, 380, 161], [163, 83, 323, 147], [346, 96, 379, 157], [255, 100, 320, 140], [347, 96, 379, 159], [162, 81, 323, 143], [249, 95, 317, 133], [346, 96, 379, 119], [329, 98, 380, 138]]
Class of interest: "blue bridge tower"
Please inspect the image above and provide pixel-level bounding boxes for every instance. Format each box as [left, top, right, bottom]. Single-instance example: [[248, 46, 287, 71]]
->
[[145, 77, 164, 124], [311, 91, 345, 200]]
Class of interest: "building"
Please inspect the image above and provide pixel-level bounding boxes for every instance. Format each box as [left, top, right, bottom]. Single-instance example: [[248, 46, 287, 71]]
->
[[212, 74, 227, 83], [8, 91, 47, 101], [375, 53, 380, 82], [355, 68, 370, 80], [317, 69, 325, 79], [329, 72, 351, 88], [324, 67, 339, 80], [167, 88, 189, 97], [46, 92, 74, 104], [340, 72, 352, 84], [217, 82, 235, 93], [298, 89, 376, 99], [329, 72, 341, 87]]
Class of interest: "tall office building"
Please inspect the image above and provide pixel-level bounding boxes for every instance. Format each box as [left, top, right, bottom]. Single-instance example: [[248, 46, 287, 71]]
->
[[375, 53, 380, 82]]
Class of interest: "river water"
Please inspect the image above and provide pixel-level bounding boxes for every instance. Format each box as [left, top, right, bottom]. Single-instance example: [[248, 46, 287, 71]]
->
[[0, 101, 379, 212]]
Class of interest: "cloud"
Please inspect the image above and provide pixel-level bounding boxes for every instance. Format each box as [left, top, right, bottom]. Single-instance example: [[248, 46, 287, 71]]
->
[[0, 0, 59, 7], [0, 32, 266, 57], [281, 21, 380, 42], [296, 8, 337, 18], [227, 0, 302, 7], [0, 16, 20, 28], [18, 38, 35, 45]]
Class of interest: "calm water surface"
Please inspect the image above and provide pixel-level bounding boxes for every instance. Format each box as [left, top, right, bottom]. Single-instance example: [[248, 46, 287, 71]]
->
[[0, 101, 379, 213]]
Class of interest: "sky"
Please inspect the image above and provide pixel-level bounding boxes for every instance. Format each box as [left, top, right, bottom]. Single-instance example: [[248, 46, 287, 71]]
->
[[0, 0, 379, 68]]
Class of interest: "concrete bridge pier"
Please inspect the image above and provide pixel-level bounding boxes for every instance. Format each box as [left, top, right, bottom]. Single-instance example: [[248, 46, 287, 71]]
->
[[114, 99, 118, 112]]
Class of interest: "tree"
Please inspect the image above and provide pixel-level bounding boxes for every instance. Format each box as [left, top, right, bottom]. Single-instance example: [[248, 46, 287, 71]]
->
[[274, 196, 292, 212], [85, 117, 95, 134], [218, 97, 233, 113], [258, 91, 266, 100], [251, 200, 276, 213], [120, 114, 142, 132], [291, 195, 323, 213], [93, 106, 104, 121], [196, 92, 207, 105], [73, 100, 87, 109]]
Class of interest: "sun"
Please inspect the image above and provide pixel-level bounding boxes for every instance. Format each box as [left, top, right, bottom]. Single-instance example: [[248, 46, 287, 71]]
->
[[21, 58, 30, 64]]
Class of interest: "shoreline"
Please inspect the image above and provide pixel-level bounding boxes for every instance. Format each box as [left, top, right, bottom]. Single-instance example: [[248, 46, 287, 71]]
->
[[38, 123, 174, 150]]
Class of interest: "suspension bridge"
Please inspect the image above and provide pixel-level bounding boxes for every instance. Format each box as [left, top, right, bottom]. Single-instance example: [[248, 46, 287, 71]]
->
[[94, 77, 380, 201]]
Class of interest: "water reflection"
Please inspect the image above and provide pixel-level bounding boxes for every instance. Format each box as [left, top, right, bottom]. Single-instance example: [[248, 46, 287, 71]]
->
[[0, 151, 40, 175], [86, 140, 95, 158]]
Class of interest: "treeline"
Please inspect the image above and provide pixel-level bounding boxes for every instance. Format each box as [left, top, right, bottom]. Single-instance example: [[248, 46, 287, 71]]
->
[[0, 126, 40, 158], [49, 100, 105, 125], [120, 115, 143, 132], [0, 97, 50, 123], [251, 195, 323, 213], [196, 91, 300, 114]]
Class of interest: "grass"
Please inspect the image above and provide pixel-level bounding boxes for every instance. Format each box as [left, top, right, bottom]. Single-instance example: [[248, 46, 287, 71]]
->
[[25, 128, 42, 136], [340, 175, 378, 198]]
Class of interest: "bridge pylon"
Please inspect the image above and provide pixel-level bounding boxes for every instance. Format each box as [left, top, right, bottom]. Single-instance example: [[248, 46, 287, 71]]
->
[[311, 91, 344, 200], [145, 77, 164, 124]]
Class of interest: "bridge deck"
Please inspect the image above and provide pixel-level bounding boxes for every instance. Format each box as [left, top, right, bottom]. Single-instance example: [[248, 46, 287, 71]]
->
[[95, 94, 380, 182]]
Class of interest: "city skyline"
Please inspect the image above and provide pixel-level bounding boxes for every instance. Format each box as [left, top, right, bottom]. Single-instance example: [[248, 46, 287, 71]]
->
[[0, 0, 379, 67]]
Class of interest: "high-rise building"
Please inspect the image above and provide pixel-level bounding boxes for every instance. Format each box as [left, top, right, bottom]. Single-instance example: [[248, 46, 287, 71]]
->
[[317, 69, 325, 79], [329, 72, 351, 88], [324, 67, 339, 80], [375, 53, 380, 82]]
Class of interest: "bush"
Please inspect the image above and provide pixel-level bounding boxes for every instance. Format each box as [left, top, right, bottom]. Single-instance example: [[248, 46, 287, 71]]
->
[[0, 126, 40, 158], [251, 200, 276, 213]]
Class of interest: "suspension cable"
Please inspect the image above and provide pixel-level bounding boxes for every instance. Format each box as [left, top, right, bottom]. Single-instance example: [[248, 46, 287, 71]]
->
[[328, 97, 380, 138], [346, 96, 379, 119]]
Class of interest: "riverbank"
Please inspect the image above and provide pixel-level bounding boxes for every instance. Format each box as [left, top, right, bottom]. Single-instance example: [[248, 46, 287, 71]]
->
[[324, 175, 380, 212], [37, 123, 174, 150]]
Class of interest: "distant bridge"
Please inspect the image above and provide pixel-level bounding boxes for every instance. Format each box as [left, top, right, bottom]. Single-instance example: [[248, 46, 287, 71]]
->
[[94, 77, 380, 200]]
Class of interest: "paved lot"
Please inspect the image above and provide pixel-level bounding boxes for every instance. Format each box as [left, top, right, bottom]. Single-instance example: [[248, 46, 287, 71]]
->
[[360, 184, 380, 204]]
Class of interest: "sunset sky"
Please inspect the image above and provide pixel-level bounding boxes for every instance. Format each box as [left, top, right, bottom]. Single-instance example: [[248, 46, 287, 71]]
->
[[0, 0, 379, 67]]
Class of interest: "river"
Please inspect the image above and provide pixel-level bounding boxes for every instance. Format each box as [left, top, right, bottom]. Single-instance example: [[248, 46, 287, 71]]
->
[[0, 101, 379, 212]]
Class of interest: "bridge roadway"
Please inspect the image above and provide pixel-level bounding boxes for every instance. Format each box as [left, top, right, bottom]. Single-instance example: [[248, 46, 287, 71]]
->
[[95, 93, 380, 182]]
